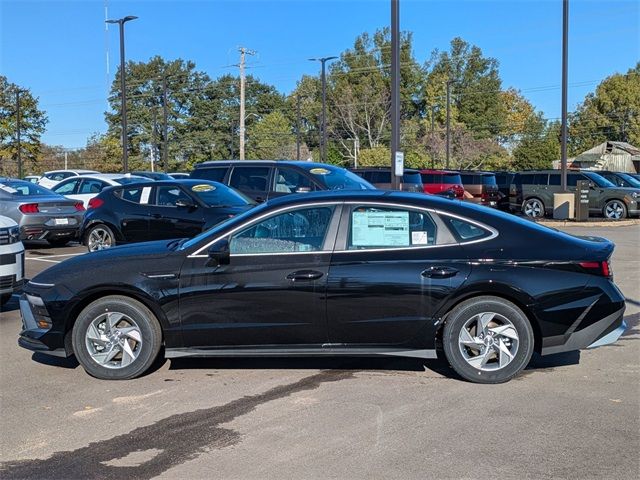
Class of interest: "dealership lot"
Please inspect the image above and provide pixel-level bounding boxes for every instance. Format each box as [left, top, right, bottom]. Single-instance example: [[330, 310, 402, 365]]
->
[[1, 227, 638, 479]]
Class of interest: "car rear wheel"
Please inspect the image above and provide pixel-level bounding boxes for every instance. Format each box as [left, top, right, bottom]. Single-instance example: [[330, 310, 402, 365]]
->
[[86, 224, 115, 252], [522, 198, 545, 218], [603, 200, 627, 220], [72, 296, 162, 380], [442, 296, 534, 384]]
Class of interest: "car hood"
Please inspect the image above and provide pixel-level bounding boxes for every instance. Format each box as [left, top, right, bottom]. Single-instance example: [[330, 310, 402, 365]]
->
[[29, 240, 179, 287]]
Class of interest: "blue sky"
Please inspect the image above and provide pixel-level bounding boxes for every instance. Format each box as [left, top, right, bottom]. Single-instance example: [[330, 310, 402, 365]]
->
[[1, 0, 638, 148]]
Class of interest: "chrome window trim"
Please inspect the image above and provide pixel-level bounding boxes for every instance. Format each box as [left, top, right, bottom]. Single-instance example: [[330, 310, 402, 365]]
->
[[188, 200, 498, 258]]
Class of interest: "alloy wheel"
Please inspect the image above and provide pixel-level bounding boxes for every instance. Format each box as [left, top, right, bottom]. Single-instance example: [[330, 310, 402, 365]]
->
[[523, 199, 543, 218], [88, 226, 113, 251], [604, 201, 625, 219], [458, 312, 520, 371], [85, 312, 143, 369]]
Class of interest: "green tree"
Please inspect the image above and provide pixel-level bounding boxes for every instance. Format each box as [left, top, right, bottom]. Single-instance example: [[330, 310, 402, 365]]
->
[[0, 76, 48, 176], [247, 111, 295, 159], [512, 116, 560, 170], [569, 63, 640, 153]]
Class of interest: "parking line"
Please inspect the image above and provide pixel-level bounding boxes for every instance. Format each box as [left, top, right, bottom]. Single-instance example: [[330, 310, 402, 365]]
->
[[26, 257, 62, 264], [31, 253, 85, 259]]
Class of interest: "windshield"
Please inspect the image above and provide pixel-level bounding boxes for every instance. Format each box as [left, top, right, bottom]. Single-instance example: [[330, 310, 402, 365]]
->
[[617, 173, 640, 188], [583, 172, 616, 188], [304, 166, 374, 190], [0, 180, 55, 196], [180, 204, 260, 250], [189, 182, 255, 207]]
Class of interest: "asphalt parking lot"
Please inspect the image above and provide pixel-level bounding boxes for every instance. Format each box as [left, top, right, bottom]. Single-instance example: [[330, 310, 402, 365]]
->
[[1, 227, 638, 480]]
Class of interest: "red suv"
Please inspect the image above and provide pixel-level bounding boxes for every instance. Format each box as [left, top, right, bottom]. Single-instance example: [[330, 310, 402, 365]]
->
[[419, 170, 464, 199]]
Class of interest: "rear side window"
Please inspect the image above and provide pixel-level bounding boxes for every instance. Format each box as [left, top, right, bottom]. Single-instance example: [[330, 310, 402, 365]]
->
[[116, 186, 153, 204], [229, 166, 270, 192], [348, 206, 438, 250], [193, 167, 227, 182], [549, 174, 560, 186], [442, 216, 493, 242]]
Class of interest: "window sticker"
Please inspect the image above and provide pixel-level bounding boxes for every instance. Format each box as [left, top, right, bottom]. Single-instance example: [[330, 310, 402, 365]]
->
[[352, 210, 409, 247], [411, 231, 428, 245], [309, 168, 330, 175], [192, 184, 215, 192], [140, 186, 152, 204], [0, 184, 18, 194]]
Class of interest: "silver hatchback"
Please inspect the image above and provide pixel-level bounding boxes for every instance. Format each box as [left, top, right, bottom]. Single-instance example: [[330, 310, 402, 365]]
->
[[0, 178, 86, 246]]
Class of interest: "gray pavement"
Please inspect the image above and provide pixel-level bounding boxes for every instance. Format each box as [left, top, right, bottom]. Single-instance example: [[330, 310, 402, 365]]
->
[[0, 228, 638, 479]]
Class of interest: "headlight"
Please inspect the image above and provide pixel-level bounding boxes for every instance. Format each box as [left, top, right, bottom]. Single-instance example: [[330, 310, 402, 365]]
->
[[0, 226, 21, 244]]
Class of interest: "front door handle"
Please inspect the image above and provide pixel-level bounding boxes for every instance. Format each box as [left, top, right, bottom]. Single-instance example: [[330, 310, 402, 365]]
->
[[286, 270, 324, 282], [421, 266, 458, 279]]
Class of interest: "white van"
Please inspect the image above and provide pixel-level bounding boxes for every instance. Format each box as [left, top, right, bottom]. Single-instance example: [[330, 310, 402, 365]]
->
[[0, 215, 25, 306]]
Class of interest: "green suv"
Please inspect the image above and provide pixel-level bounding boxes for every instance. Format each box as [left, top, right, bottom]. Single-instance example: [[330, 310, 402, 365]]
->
[[509, 170, 640, 219]]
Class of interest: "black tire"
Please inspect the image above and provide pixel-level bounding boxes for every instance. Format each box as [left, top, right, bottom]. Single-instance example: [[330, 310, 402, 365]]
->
[[86, 224, 116, 252], [72, 295, 162, 380], [47, 238, 69, 247], [603, 199, 627, 220], [442, 296, 534, 384], [522, 197, 545, 218]]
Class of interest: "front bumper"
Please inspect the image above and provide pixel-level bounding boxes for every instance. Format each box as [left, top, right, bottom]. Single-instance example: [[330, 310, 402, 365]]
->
[[18, 294, 69, 357], [541, 305, 626, 355]]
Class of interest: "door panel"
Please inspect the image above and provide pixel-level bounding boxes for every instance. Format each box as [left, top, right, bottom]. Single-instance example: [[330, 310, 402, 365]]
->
[[147, 186, 205, 240], [117, 185, 153, 242]]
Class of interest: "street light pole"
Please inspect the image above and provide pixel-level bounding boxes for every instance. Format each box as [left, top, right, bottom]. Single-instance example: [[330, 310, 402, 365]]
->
[[446, 80, 452, 169], [390, 0, 401, 190], [309, 56, 337, 163], [560, 0, 569, 191], [15, 90, 22, 178], [106, 15, 137, 173], [296, 94, 301, 161]]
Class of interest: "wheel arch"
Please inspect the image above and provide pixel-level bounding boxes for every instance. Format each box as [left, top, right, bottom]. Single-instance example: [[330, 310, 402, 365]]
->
[[602, 197, 628, 217], [435, 285, 543, 354]]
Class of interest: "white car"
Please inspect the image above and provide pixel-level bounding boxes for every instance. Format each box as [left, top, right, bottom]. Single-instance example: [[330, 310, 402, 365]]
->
[[51, 173, 148, 208], [37, 169, 99, 189], [23, 175, 41, 184], [0, 215, 25, 306]]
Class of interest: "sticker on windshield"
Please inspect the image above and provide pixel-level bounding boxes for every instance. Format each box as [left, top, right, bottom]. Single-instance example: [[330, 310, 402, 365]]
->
[[192, 184, 215, 192], [309, 168, 331, 175], [0, 184, 18, 194], [352, 210, 409, 247]]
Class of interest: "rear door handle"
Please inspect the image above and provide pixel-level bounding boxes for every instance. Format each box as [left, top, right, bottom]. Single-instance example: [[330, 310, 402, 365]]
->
[[286, 270, 324, 282], [421, 266, 458, 279]]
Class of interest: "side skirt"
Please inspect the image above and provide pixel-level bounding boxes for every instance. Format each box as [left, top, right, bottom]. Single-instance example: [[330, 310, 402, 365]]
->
[[165, 347, 438, 360]]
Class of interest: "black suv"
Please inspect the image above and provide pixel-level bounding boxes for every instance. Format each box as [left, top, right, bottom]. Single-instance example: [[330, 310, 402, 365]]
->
[[350, 168, 424, 192], [509, 170, 640, 219], [190, 161, 374, 202]]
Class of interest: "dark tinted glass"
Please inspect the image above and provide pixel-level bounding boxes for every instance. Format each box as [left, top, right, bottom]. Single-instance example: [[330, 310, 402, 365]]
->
[[421, 173, 435, 183], [402, 172, 423, 185], [567, 174, 579, 187], [273, 168, 314, 193], [443, 174, 462, 184], [481, 175, 497, 186], [191, 182, 253, 206], [193, 167, 227, 182], [443, 217, 492, 242], [229, 166, 270, 192], [460, 174, 473, 184], [533, 174, 548, 185], [549, 174, 561, 186]]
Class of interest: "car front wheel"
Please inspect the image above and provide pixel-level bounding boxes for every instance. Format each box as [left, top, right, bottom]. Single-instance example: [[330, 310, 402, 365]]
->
[[442, 296, 534, 384], [72, 296, 162, 380], [86, 224, 115, 252], [522, 198, 545, 218], [603, 200, 627, 220]]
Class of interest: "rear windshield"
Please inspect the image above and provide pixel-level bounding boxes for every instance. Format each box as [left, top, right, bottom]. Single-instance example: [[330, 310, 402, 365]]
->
[[114, 177, 148, 185], [460, 174, 496, 185], [0, 181, 54, 196], [421, 173, 461, 184], [305, 166, 374, 191], [191, 166, 228, 182], [189, 182, 254, 207], [402, 172, 423, 185]]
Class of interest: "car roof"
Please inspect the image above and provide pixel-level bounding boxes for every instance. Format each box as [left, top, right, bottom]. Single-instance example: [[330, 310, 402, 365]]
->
[[44, 169, 99, 174], [193, 160, 347, 170], [418, 169, 461, 174], [58, 173, 147, 182], [351, 167, 420, 173]]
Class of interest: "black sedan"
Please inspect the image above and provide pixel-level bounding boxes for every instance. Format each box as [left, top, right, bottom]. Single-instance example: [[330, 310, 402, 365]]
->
[[19, 191, 626, 383], [80, 179, 255, 251]]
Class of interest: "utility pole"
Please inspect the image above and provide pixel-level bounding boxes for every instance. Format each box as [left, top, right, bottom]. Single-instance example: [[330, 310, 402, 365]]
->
[[560, 0, 569, 191], [151, 107, 157, 172], [162, 74, 169, 173], [16, 90, 22, 178], [309, 56, 337, 163], [430, 105, 436, 169], [390, 0, 401, 190], [105, 15, 138, 173], [296, 94, 301, 161], [238, 46, 256, 160], [446, 80, 452, 169], [64, 151, 68, 169]]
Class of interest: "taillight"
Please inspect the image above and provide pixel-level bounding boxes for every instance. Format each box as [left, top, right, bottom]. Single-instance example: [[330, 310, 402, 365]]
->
[[578, 260, 612, 278], [88, 198, 104, 209], [481, 192, 489, 202], [74, 202, 85, 212], [19, 203, 39, 214]]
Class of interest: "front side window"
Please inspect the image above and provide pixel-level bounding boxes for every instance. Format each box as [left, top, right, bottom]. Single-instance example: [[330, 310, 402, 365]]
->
[[229, 166, 270, 192], [230, 206, 334, 254], [53, 179, 80, 195], [155, 186, 192, 207], [348, 206, 437, 250], [273, 168, 315, 193]]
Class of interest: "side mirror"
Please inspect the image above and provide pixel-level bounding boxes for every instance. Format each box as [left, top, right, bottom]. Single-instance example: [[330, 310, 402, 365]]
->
[[176, 199, 196, 208], [206, 239, 230, 267]]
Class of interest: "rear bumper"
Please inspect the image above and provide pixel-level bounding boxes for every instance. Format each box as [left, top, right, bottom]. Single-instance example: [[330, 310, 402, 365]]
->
[[541, 306, 626, 355], [20, 225, 79, 241]]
